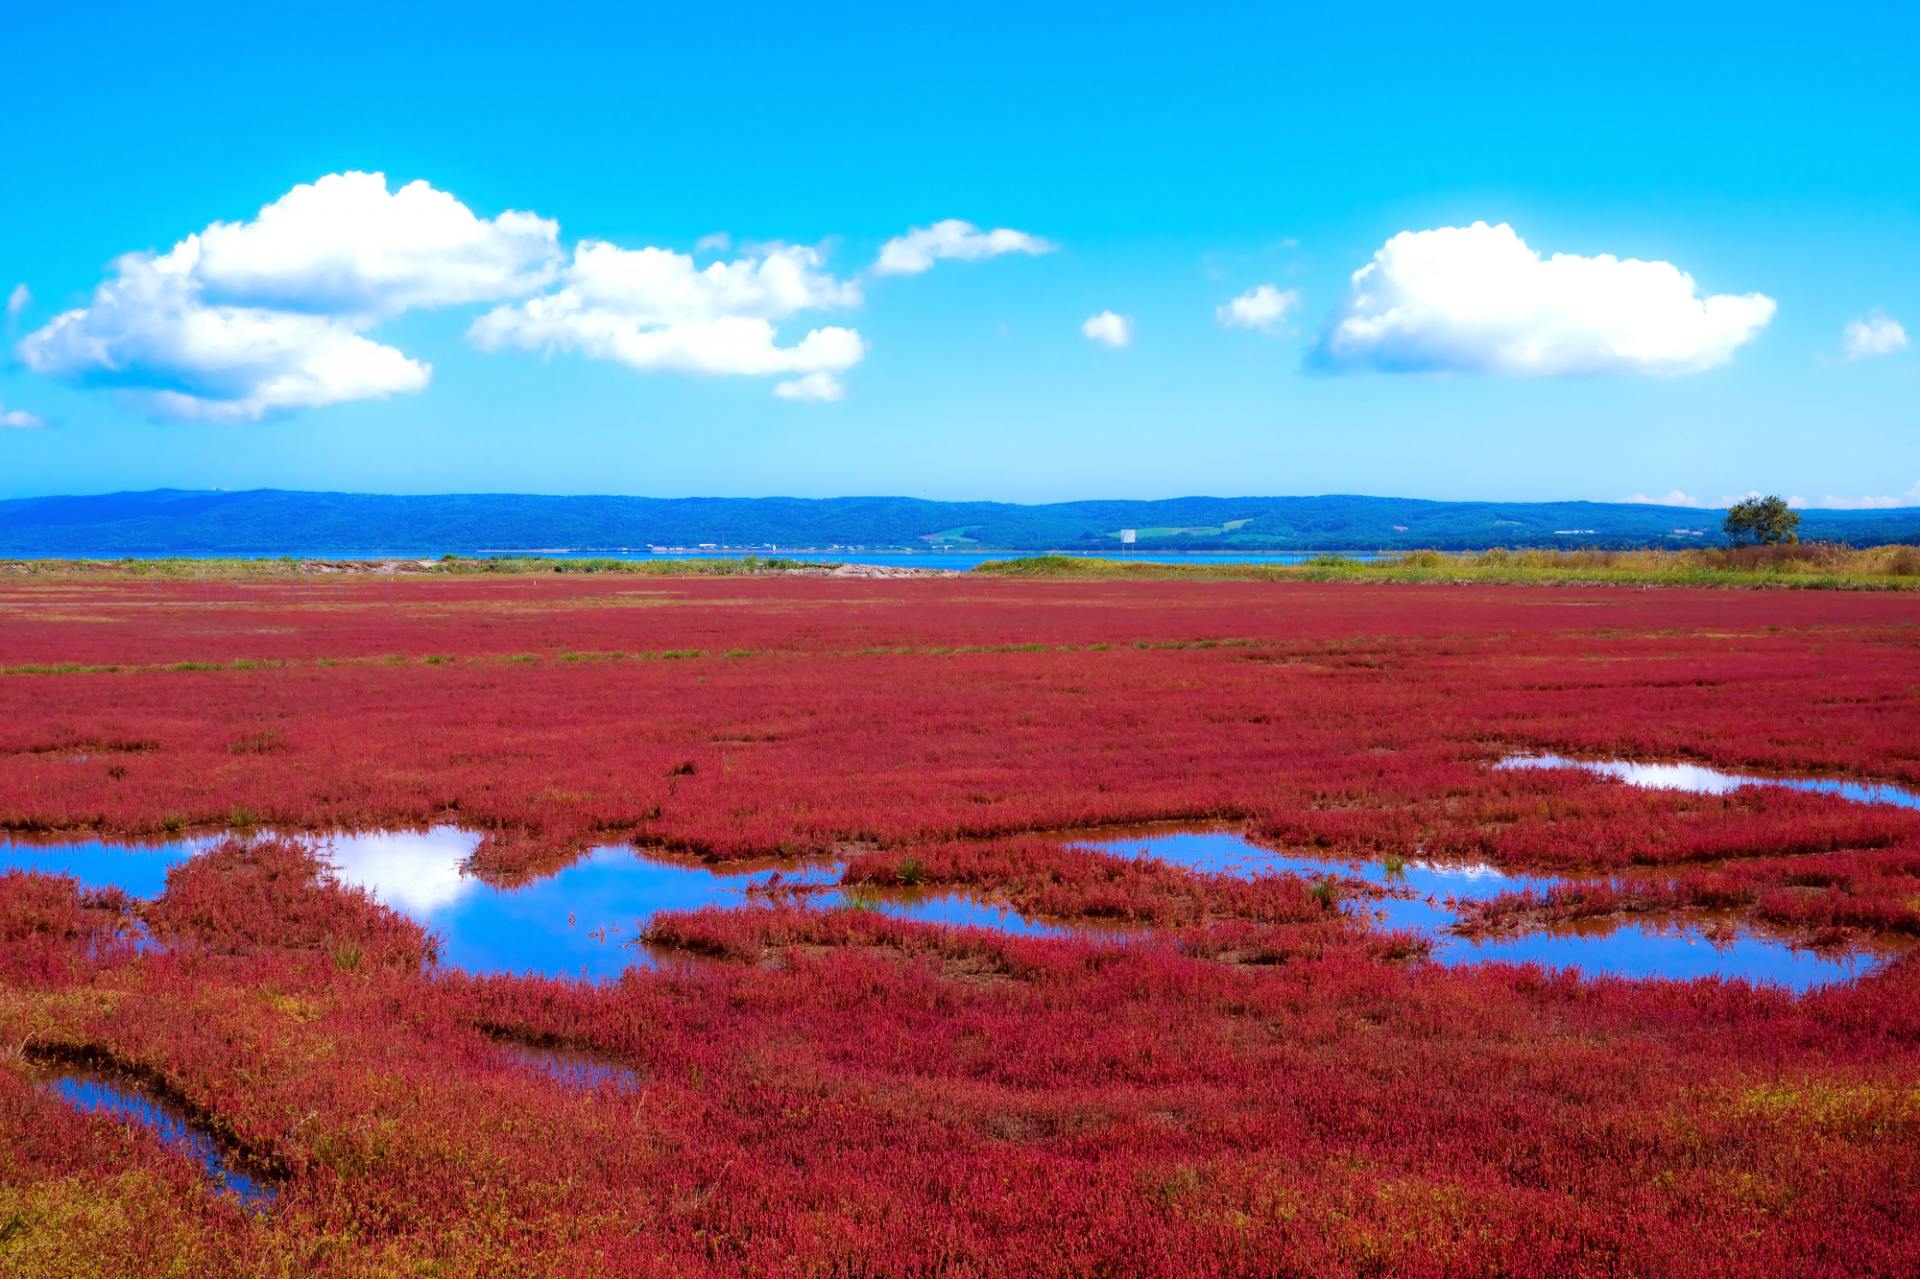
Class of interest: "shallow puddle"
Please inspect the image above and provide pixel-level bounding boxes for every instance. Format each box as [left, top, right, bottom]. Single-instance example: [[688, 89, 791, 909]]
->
[[1497, 753, 1920, 810], [319, 833, 852, 979], [34, 1065, 274, 1207], [1087, 827, 1881, 991], [836, 885, 1069, 938], [11, 821, 1863, 987], [0, 829, 1058, 980], [0, 832, 211, 898], [498, 1040, 642, 1091]]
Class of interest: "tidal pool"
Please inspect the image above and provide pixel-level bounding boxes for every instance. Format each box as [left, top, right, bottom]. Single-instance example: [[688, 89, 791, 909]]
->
[[9, 822, 1866, 988], [1087, 827, 1881, 991], [846, 884, 1068, 939], [1497, 753, 1920, 810], [0, 829, 1058, 980], [0, 832, 210, 898], [498, 1039, 642, 1091], [33, 1064, 274, 1207]]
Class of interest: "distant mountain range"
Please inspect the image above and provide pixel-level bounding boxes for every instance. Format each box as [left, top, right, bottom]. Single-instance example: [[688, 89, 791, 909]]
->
[[2, 489, 1917, 554]]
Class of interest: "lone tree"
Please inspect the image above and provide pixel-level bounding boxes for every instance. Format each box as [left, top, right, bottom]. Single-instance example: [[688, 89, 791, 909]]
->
[[1723, 495, 1801, 546]]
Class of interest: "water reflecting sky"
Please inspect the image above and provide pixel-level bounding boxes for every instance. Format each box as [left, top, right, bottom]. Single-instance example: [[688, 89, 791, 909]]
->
[[0, 830, 1056, 980], [1, 807, 1895, 989], [1497, 753, 1920, 810], [38, 1069, 274, 1207], [1088, 828, 1882, 992]]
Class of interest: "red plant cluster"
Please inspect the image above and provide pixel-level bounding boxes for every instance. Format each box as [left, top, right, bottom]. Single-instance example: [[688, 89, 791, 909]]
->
[[145, 837, 439, 972], [839, 836, 1341, 926], [1, 572, 1919, 1274]]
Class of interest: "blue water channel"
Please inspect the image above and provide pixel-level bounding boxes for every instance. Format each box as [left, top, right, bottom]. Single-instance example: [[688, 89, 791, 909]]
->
[[35, 1068, 274, 1207]]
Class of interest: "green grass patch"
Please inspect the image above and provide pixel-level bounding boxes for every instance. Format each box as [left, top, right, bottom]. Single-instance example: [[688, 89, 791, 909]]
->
[[971, 547, 1920, 591]]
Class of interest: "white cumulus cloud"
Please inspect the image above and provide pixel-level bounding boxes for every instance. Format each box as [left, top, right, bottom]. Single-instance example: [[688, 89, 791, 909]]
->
[[5, 284, 28, 321], [1217, 283, 1302, 333], [874, 219, 1056, 276], [1313, 221, 1775, 376], [16, 172, 557, 420], [1, 404, 44, 429], [1842, 311, 1909, 361], [183, 171, 559, 318], [470, 240, 866, 394], [1081, 310, 1132, 348]]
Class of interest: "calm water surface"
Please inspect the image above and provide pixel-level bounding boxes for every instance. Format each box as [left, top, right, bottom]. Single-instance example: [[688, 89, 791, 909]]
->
[[4, 811, 1891, 988], [35, 1067, 274, 1206], [1497, 753, 1920, 810], [0, 830, 1056, 980], [1089, 828, 1881, 991], [498, 1040, 642, 1091]]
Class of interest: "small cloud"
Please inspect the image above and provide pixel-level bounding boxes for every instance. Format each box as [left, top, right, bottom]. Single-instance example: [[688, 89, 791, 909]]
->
[[773, 371, 846, 402], [1624, 490, 1708, 508], [1313, 221, 1775, 376], [1216, 284, 1302, 334], [1081, 310, 1132, 348], [874, 219, 1056, 276], [0, 404, 45, 429], [5, 284, 28, 321], [694, 232, 732, 254], [1623, 489, 1804, 510], [1810, 481, 1920, 510], [1842, 311, 1909, 361]]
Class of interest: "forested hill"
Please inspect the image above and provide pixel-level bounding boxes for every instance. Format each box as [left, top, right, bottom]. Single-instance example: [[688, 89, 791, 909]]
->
[[2, 489, 1917, 554]]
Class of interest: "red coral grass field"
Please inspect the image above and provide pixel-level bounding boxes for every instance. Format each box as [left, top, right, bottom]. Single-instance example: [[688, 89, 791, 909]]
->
[[2, 570, 1919, 1276]]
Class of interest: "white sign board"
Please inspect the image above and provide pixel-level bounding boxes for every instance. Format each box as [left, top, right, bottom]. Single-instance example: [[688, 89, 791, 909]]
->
[[1119, 529, 1137, 545]]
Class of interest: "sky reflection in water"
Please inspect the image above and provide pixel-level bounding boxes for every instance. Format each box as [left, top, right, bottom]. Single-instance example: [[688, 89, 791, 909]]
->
[[1088, 828, 1881, 992], [2, 798, 1891, 989], [1497, 753, 1920, 810], [499, 1040, 643, 1091], [0, 830, 1055, 980], [37, 1070, 274, 1207]]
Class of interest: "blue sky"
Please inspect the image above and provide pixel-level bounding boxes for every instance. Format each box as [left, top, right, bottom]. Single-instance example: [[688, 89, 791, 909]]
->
[[2, 0, 1915, 506]]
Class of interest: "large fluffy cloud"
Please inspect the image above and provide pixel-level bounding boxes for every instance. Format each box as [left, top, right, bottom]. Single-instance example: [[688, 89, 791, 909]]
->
[[184, 172, 559, 318], [874, 219, 1055, 276], [18, 172, 558, 420], [1312, 222, 1775, 376], [470, 241, 866, 390], [19, 180, 1057, 414], [19, 247, 432, 421]]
